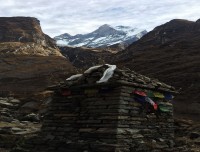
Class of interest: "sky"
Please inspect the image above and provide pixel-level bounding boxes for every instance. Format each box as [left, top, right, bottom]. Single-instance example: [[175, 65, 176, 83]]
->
[[0, 0, 200, 37]]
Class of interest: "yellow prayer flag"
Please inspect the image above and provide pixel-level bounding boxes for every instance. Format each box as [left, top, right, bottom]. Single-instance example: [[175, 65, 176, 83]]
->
[[153, 92, 164, 98]]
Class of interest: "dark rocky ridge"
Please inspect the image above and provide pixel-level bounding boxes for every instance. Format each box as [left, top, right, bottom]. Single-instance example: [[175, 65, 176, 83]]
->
[[0, 17, 55, 47], [113, 19, 200, 120], [0, 17, 74, 95], [59, 46, 112, 69]]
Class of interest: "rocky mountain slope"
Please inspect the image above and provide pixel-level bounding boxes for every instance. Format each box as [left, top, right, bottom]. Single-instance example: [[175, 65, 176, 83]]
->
[[0, 17, 62, 56], [0, 17, 74, 95], [59, 46, 113, 69], [54, 24, 147, 48], [113, 19, 200, 120]]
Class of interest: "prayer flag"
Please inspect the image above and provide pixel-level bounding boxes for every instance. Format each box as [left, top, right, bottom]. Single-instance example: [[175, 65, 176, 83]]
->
[[164, 93, 174, 100], [134, 96, 146, 103], [153, 92, 164, 98], [158, 104, 171, 112], [133, 90, 147, 96], [147, 91, 155, 97], [145, 97, 158, 110]]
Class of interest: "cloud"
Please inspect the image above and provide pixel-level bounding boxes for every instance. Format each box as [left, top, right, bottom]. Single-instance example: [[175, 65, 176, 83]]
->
[[0, 0, 200, 37]]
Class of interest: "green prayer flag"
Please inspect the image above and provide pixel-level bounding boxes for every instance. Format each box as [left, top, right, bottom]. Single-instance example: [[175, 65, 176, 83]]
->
[[159, 104, 171, 112], [147, 91, 154, 97]]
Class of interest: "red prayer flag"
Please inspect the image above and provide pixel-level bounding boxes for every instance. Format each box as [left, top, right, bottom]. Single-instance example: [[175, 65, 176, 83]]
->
[[145, 96, 158, 110], [153, 103, 158, 110], [61, 90, 71, 96], [133, 90, 147, 96]]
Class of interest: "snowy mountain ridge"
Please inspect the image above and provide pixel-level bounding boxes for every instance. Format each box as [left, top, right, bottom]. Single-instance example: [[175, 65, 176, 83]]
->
[[54, 24, 147, 48]]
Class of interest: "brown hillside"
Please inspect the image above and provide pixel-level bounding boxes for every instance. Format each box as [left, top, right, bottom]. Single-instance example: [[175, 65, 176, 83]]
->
[[0, 55, 74, 94], [0, 17, 74, 96], [113, 19, 200, 120]]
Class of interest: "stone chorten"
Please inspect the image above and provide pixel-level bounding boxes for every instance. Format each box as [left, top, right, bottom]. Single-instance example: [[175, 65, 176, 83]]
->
[[22, 64, 177, 152]]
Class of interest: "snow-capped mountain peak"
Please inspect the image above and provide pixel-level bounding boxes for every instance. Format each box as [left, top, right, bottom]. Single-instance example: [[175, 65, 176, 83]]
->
[[95, 24, 113, 31], [54, 24, 147, 48]]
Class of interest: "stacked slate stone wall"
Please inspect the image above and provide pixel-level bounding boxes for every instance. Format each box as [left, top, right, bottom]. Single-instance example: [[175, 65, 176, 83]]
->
[[22, 83, 174, 152]]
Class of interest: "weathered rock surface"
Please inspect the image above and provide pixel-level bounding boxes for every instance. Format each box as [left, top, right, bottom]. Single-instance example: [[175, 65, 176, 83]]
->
[[0, 97, 41, 151], [174, 119, 200, 152]]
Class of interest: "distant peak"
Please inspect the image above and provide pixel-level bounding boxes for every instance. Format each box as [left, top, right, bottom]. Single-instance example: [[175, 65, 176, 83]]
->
[[97, 24, 113, 30], [62, 33, 71, 37], [196, 18, 200, 23], [100, 24, 111, 28], [93, 24, 116, 33], [115, 25, 130, 29], [54, 33, 71, 39], [168, 19, 194, 24]]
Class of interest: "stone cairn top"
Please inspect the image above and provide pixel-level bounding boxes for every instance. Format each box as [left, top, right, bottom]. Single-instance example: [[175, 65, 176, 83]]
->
[[50, 64, 177, 94]]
